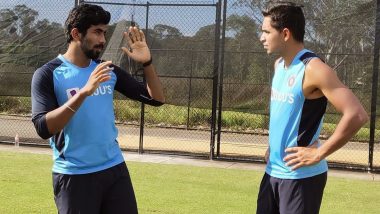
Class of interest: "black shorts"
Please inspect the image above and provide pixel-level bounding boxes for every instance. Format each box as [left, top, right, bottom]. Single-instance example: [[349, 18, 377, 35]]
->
[[53, 162, 138, 214], [257, 172, 327, 214]]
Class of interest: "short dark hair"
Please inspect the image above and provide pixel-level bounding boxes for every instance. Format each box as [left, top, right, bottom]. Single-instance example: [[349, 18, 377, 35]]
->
[[262, 1, 305, 43], [65, 4, 111, 44]]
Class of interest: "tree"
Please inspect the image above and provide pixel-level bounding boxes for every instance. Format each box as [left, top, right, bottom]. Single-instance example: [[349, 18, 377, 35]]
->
[[229, 0, 375, 110], [232, 0, 375, 84], [0, 8, 18, 44], [0, 4, 65, 68], [153, 24, 183, 39]]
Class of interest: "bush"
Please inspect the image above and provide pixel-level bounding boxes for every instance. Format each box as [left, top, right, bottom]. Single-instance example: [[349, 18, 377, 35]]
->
[[0, 96, 31, 114]]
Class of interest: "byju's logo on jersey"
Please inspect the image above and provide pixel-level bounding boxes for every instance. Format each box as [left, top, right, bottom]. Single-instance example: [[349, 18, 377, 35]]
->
[[66, 88, 80, 99], [288, 75, 296, 87], [271, 89, 294, 104], [91, 85, 112, 96]]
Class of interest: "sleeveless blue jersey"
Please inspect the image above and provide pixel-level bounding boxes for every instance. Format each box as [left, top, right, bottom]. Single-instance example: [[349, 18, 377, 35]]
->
[[32, 55, 162, 174], [266, 49, 328, 179]]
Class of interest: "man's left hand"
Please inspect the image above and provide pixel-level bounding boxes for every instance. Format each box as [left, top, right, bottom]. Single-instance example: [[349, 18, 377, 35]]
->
[[121, 26, 151, 64], [283, 142, 322, 170]]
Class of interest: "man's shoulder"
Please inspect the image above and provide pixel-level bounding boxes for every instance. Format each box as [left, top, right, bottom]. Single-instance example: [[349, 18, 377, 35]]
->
[[299, 51, 324, 66], [301, 51, 330, 75], [32, 57, 65, 83], [303, 53, 336, 87], [35, 57, 64, 74]]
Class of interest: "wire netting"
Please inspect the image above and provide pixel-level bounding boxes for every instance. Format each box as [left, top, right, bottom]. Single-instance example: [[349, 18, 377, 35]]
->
[[0, 0, 379, 171]]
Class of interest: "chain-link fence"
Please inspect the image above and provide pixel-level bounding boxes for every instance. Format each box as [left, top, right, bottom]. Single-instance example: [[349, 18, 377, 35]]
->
[[0, 0, 379, 172], [216, 0, 379, 172]]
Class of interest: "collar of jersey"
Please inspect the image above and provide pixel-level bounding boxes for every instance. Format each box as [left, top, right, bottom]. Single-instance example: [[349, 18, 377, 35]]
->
[[282, 49, 311, 70], [58, 54, 94, 70]]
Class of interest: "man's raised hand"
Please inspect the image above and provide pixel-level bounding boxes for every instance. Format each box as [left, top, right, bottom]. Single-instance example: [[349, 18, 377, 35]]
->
[[81, 61, 113, 96], [121, 26, 151, 64]]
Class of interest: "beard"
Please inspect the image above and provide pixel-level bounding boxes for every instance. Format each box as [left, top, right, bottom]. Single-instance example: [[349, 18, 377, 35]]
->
[[80, 37, 104, 60]]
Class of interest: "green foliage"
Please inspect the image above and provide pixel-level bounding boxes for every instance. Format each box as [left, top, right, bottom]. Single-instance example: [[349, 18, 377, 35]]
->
[[0, 96, 30, 114], [0, 4, 65, 68], [114, 99, 142, 122], [113, 100, 268, 130], [0, 97, 20, 112], [1, 2, 375, 120], [222, 111, 268, 130], [153, 24, 183, 39], [0, 97, 377, 141], [322, 123, 378, 142], [0, 2, 378, 142]]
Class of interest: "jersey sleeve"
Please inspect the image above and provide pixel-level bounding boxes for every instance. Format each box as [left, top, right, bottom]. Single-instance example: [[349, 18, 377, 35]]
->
[[31, 64, 59, 139], [113, 65, 163, 106]]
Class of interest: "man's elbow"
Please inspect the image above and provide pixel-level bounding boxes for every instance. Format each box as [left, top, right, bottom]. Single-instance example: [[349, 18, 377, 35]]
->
[[356, 109, 369, 127], [151, 93, 165, 104], [38, 131, 52, 140], [150, 99, 165, 107], [149, 94, 165, 106], [157, 96, 165, 105], [32, 116, 53, 140], [34, 124, 53, 140]]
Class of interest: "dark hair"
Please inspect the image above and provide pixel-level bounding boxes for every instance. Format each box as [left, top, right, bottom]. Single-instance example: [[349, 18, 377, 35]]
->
[[262, 1, 305, 43], [65, 4, 111, 44]]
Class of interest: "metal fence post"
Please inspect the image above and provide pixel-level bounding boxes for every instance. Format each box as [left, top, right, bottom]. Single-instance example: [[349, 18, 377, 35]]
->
[[216, 0, 227, 157], [75, 0, 83, 6], [186, 49, 194, 129], [138, 2, 150, 154], [369, 0, 380, 172], [210, 2, 222, 160]]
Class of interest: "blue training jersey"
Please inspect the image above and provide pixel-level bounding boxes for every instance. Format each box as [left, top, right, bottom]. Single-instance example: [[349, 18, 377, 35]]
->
[[31, 55, 163, 174], [266, 49, 328, 179]]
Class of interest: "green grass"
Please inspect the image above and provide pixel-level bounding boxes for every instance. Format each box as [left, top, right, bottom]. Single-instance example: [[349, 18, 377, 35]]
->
[[0, 152, 53, 213], [0, 151, 380, 214]]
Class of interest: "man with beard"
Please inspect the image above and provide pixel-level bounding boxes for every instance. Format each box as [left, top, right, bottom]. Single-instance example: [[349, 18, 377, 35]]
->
[[31, 4, 164, 214]]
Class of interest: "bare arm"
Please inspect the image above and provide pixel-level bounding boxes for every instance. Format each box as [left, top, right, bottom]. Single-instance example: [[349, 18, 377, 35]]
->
[[121, 26, 165, 103], [45, 61, 113, 135], [309, 60, 368, 158], [284, 58, 368, 170], [142, 64, 165, 102]]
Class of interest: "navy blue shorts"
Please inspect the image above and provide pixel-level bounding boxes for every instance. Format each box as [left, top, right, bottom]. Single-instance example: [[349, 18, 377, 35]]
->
[[257, 172, 327, 214], [53, 162, 138, 214]]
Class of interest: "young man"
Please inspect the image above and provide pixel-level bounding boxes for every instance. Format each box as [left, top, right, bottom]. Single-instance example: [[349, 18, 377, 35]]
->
[[31, 4, 164, 214], [257, 1, 368, 214]]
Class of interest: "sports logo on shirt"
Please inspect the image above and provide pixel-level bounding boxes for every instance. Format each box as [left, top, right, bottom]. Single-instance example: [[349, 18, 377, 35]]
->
[[271, 88, 294, 104], [288, 75, 296, 87], [66, 85, 112, 99], [66, 88, 80, 99], [91, 85, 112, 96]]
